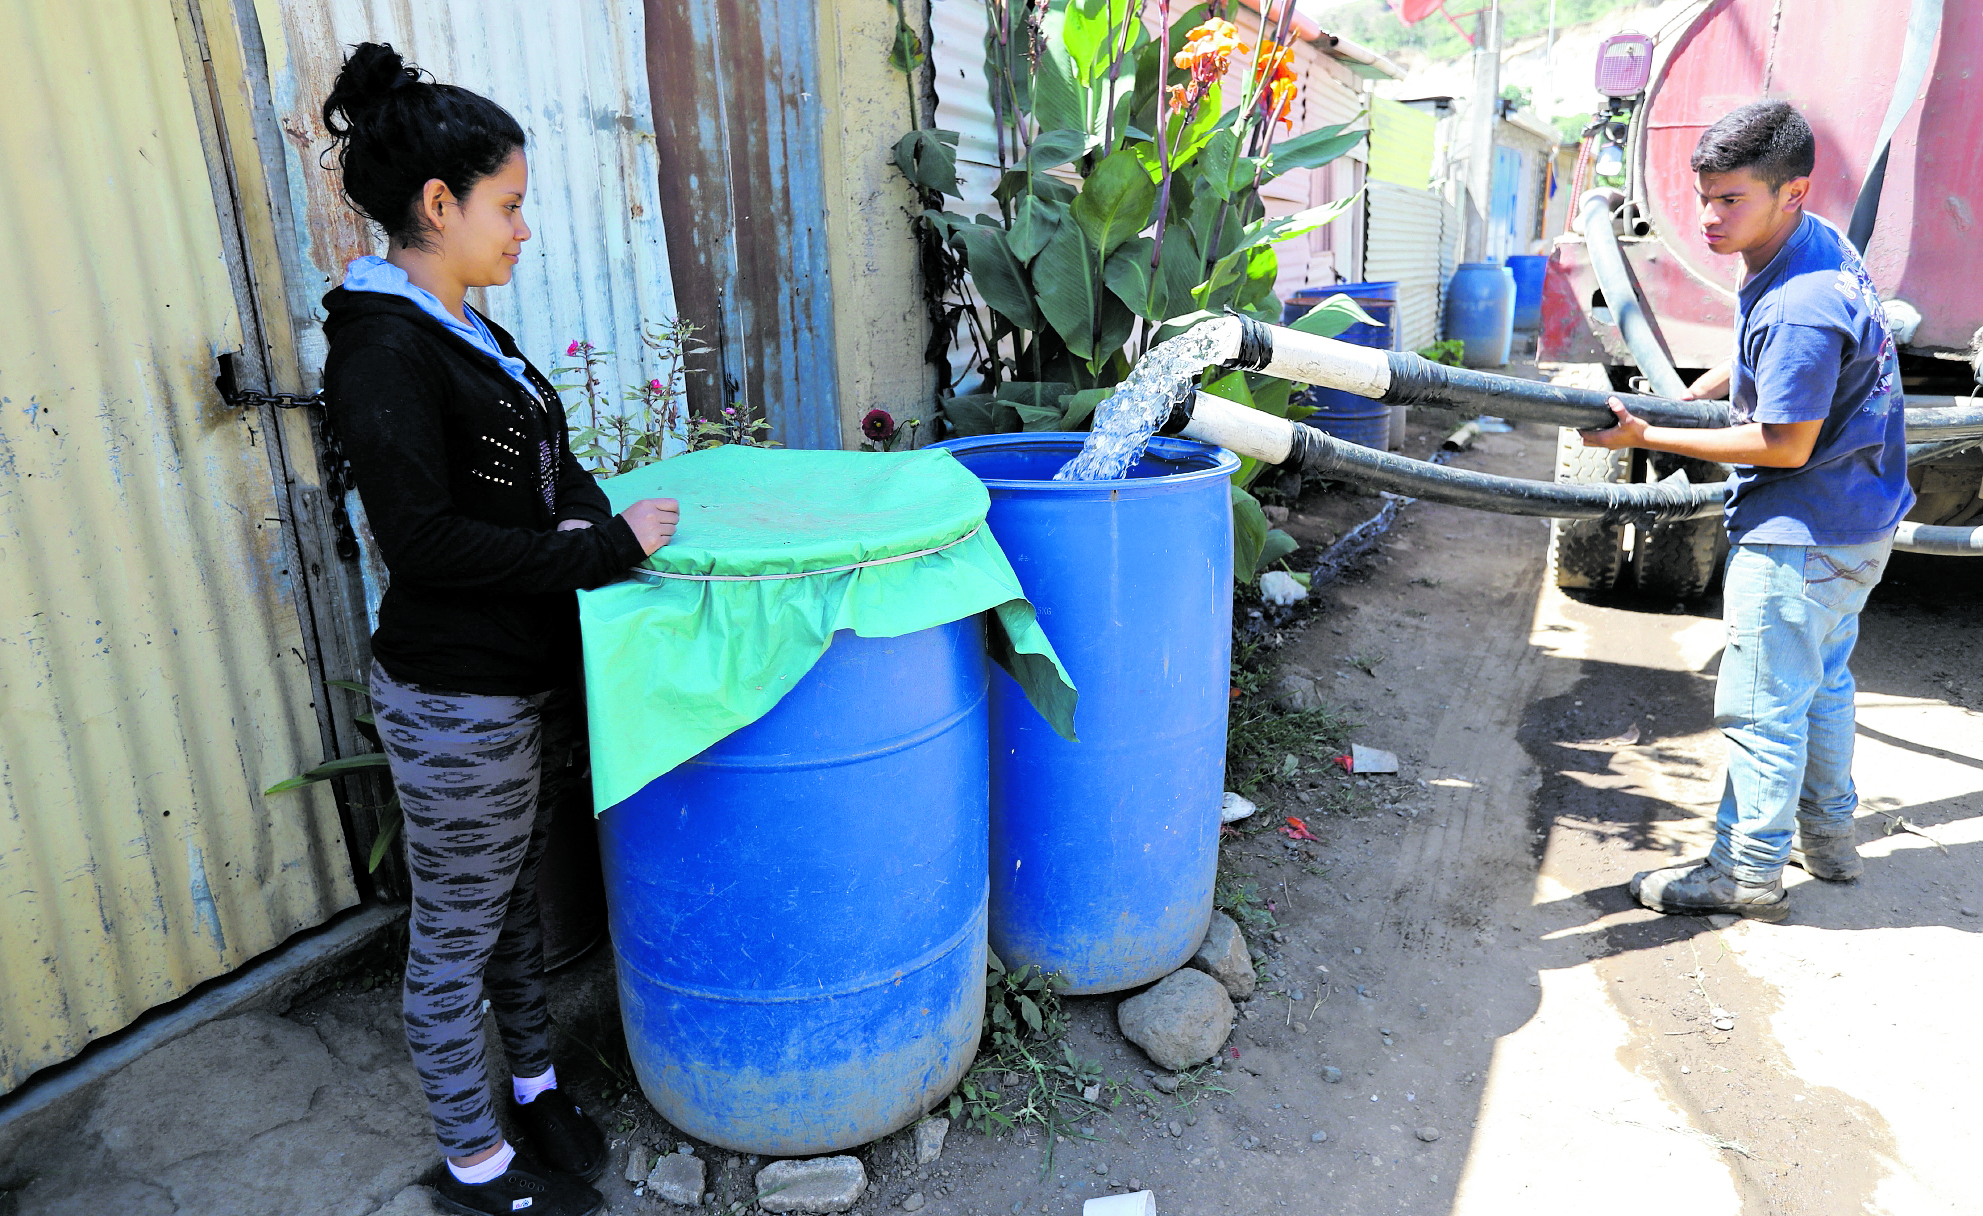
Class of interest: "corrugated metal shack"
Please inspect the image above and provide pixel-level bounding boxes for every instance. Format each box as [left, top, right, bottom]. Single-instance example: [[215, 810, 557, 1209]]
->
[[0, 0, 688, 1097]]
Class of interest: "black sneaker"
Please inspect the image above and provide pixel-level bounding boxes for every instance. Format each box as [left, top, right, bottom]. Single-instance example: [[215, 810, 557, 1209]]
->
[[510, 1087, 608, 1182], [429, 1152, 602, 1216]]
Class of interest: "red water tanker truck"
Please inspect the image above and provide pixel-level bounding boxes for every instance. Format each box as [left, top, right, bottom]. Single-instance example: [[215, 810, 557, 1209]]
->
[[1540, 0, 1982, 596]]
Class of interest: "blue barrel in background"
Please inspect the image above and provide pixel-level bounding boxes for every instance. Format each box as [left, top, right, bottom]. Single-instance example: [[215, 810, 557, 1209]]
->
[[1506, 254, 1548, 331], [932, 435, 1236, 996], [1446, 262, 1517, 367], [598, 622, 989, 1154], [1285, 281, 1399, 448]]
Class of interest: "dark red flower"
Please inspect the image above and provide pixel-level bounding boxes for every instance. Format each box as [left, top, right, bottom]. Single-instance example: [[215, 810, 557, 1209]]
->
[[862, 409, 897, 443]]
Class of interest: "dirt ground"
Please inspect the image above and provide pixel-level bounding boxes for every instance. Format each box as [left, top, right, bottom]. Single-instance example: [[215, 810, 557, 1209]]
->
[[9, 379, 1980, 1216]]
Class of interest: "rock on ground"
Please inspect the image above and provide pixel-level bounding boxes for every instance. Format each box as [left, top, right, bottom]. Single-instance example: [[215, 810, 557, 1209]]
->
[[912, 1116, 949, 1165], [1116, 968, 1235, 1071], [755, 1156, 868, 1214], [1272, 668, 1324, 711], [1185, 911, 1256, 998], [626, 1143, 657, 1183], [647, 1152, 706, 1206]]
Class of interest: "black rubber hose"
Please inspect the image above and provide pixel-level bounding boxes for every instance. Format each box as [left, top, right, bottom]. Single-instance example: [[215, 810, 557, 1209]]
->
[[1284, 423, 1727, 523], [1381, 350, 1729, 429]]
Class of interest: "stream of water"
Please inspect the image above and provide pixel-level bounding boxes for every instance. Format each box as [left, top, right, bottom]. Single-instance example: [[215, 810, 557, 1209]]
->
[[1053, 327, 1230, 481]]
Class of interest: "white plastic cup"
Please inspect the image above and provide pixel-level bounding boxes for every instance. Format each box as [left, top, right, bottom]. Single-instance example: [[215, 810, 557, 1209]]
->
[[1083, 1192, 1158, 1216]]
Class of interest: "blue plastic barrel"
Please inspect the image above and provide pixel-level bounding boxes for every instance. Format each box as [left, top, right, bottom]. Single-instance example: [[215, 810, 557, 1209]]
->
[[1446, 262, 1517, 367], [931, 434, 1237, 995], [1506, 255, 1547, 331], [1286, 281, 1400, 447], [598, 622, 989, 1154]]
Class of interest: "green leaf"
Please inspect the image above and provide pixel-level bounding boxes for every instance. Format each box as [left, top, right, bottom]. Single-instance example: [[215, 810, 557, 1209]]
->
[[264, 751, 391, 795], [1059, 0, 1119, 86], [1071, 149, 1157, 261], [1103, 235, 1155, 318], [327, 678, 369, 695], [892, 129, 961, 197], [1236, 244, 1281, 314], [952, 224, 1042, 330], [1032, 39, 1085, 134], [1027, 128, 1092, 171], [367, 798, 401, 873], [1018, 994, 1043, 1032], [941, 393, 998, 437], [983, 18, 1032, 118], [1033, 221, 1100, 360], [1265, 121, 1367, 175], [1242, 193, 1363, 246], [997, 381, 1078, 431], [1055, 386, 1113, 430], [1231, 485, 1269, 585], [1164, 86, 1227, 171], [1287, 293, 1380, 339], [994, 170, 1078, 207], [1155, 226, 1202, 323], [1009, 195, 1066, 262], [1093, 296, 1138, 372], [1258, 528, 1299, 573], [1246, 374, 1294, 418]]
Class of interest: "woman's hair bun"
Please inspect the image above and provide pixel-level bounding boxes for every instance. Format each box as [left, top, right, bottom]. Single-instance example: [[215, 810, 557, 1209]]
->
[[323, 42, 419, 135], [318, 41, 525, 249]]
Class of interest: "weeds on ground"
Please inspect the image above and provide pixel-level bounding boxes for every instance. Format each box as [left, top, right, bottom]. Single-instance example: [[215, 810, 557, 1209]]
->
[[1226, 699, 1355, 796], [947, 955, 1109, 1175], [1214, 877, 1279, 933], [1348, 647, 1388, 677]]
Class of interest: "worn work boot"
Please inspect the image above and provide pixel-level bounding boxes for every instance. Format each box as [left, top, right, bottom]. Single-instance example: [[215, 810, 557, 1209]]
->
[[1789, 830, 1864, 882], [429, 1152, 602, 1216], [1630, 860, 1789, 922], [511, 1087, 608, 1182]]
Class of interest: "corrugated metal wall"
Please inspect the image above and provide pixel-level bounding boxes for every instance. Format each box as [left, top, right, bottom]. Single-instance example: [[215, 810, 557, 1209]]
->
[[263, 0, 681, 437], [1363, 179, 1449, 351], [0, 0, 359, 1094]]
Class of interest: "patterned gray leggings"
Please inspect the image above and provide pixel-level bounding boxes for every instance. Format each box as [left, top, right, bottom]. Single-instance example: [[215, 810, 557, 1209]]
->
[[370, 660, 580, 1157]]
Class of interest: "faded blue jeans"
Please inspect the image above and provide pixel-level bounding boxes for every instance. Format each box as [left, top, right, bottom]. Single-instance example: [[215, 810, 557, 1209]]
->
[[1709, 537, 1893, 884]]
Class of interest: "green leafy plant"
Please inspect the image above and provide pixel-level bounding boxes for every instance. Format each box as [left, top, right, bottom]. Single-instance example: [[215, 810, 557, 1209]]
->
[[1225, 700, 1353, 795], [554, 317, 712, 475], [265, 679, 400, 872], [894, 1, 1373, 455], [1416, 338, 1466, 367]]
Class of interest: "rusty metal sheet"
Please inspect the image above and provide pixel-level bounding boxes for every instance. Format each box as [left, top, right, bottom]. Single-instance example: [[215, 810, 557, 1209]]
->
[[0, 0, 358, 1095], [262, 0, 682, 442]]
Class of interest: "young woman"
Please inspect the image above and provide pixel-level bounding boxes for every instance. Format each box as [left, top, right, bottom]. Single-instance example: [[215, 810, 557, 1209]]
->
[[319, 43, 676, 1216]]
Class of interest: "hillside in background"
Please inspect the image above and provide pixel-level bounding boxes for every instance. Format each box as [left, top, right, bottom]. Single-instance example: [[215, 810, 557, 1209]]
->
[[1325, 0, 1655, 63]]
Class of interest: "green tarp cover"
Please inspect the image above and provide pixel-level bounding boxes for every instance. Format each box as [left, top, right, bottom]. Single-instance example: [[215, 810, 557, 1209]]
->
[[577, 445, 1077, 812]]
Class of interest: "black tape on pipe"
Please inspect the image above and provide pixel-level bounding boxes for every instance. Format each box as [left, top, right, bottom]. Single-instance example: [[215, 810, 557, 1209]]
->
[[1285, 424, 1727, 523], [1232, 316, 1275, 371], [1381, 351, 1729, 430]]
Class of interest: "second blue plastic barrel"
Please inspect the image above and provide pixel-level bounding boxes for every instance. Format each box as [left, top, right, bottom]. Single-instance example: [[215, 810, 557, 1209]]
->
[[933, 435, 1237, 996], [1286, 281, 1398, 448], [1506, 254, 1548, 331], [598, 622, 989, 1155], [1446, 262, 1517, 367]]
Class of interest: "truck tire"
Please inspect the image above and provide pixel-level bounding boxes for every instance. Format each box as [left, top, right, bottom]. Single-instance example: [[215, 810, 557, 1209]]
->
[[1548, 427, 1631, 590], [1632, 456, 1728, 600]]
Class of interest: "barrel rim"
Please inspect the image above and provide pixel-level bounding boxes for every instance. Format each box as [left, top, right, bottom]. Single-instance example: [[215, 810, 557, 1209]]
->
[[930, 434, 1240, 497]]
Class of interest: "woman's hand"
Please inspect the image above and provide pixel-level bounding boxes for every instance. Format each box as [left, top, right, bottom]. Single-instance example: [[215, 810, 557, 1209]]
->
[[621, 498, 680, 555], [1581, 397, 1648, 450]]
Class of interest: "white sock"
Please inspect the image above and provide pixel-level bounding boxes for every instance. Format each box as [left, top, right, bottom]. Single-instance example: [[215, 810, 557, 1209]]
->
[[512, 1065, 557, 1105], [448, 1140, 515, 1185]]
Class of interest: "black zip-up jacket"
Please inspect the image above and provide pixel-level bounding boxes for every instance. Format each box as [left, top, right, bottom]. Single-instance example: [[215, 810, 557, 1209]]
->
[[321, 287, 646, 694]]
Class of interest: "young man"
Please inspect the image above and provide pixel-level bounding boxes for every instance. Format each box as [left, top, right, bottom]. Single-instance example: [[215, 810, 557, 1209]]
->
[[1583, 100, 1913, 920]]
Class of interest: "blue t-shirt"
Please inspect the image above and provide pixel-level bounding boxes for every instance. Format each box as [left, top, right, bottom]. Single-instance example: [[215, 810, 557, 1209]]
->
[[1725, 212, 1913, 545]]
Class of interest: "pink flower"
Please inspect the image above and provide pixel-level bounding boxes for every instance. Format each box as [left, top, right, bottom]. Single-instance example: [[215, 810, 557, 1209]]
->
[[566, 340, 584, 356], [649, 379, 664, 393]]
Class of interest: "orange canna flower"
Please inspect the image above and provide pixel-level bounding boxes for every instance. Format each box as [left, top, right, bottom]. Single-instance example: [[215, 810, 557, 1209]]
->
[[1168, 18, 1250, 120], [1253, 40, 1299, 129]]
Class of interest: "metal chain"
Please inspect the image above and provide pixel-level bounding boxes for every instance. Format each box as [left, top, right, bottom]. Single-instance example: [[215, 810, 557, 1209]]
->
[[228, 388, 358, 559]]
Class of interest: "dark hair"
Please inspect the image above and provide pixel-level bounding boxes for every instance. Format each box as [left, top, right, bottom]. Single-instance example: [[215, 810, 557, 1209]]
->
[[320, 43, 525, 249], [1690, 100, 1815, 190]]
